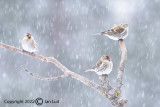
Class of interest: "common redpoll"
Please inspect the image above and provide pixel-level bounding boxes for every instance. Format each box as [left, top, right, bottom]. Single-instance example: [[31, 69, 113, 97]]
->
[[21, 33, 37, 53], [85, 55, 113, 82], [99, 23, 129, 40]]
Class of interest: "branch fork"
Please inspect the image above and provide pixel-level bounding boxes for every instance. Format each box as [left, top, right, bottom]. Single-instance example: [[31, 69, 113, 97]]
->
[[0, 41, 127, 107]]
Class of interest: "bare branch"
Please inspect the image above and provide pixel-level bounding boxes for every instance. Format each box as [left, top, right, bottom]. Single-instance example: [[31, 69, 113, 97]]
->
[[20, 65, 68, 81], [0, 42, 127, 106], [116, 39, 127, 94], [0, 42, 100, 89]]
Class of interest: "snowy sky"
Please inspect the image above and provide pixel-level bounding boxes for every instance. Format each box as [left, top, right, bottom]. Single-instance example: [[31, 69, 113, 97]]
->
[[0, 0, 160, 107]]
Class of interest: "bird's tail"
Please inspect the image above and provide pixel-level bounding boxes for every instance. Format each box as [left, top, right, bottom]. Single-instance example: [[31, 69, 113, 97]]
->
[[91, 33, 102, 36], [84, 69, 95, 72], [101, 31, 107, 35]]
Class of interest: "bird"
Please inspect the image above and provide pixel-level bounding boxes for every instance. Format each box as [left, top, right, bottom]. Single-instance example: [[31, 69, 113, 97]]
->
[[94, 23, 129, 40], [21, 33, 37, 53], [85, 55, 113, 83]]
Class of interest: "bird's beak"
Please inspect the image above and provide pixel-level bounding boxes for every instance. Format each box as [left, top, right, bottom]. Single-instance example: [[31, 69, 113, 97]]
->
[[28, 35, 31, 38], [108, 58, 111, 61]]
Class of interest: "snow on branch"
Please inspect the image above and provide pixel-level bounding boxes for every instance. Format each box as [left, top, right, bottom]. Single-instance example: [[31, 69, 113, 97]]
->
[[0, 42, 127, 107], [116, 39, 127, 94], [20, 65, 68, 81]]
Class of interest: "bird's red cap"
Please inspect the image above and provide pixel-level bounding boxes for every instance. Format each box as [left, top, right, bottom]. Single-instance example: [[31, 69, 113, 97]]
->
[[25, 33, 30, 35], [106, 55, 109, 58]]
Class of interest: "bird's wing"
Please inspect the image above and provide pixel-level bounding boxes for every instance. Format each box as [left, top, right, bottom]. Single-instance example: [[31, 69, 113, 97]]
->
[[97, 62, 109, 72], [90, 61, 109, 73], [31, 38, 38, 51], [91, 58, 103, 69], [101, 25, 125, 36], [113, 25, 124, 33], [108, 26, 124, 35]]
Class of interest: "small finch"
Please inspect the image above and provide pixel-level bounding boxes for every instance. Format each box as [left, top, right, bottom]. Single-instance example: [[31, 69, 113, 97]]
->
[[21, 33, 37, 53], [85, 55, 113, 83], [94, 23, 129, 40]]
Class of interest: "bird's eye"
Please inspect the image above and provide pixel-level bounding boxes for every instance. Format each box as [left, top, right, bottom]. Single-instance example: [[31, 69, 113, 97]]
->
[[27, 35, 31, 38]]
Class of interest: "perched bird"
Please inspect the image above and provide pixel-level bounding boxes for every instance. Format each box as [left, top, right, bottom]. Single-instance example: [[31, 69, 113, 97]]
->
[[85, 55, 113, 83], [94, 23, 129, 40], [21, 33, 37, 53]]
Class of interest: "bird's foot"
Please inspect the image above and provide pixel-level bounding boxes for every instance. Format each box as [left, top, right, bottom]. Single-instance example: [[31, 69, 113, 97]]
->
[[99, 76, 104, 83], [118, 39, 124, 41], [22, 50, 28, 52], [99, 75, 108, 83], [30, 52, 35, 54], [22, 50, 35, 55]]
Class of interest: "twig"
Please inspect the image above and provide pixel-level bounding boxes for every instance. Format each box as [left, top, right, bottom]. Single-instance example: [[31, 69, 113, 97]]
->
[[20, 65, 68, 81], [0, 42, 100, 89], [0, 42, 127, 107], [116, 39, 127, 94]]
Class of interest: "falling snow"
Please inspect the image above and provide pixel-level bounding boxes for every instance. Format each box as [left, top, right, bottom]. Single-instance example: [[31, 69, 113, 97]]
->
[[0, 0, 160, 107]]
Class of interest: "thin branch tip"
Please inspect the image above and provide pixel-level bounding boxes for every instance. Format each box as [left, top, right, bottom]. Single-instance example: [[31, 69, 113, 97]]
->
[[20, 65, 68, 81]]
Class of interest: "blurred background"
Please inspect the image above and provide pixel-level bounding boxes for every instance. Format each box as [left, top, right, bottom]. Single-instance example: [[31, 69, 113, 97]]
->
[[0, 0, 160, 107]]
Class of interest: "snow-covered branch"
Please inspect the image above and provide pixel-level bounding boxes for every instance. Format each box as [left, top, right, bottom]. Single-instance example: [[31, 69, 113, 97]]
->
[[20, 65, 68, 81], [116, 39, 127, 94], [0, 42, 127, 107]]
